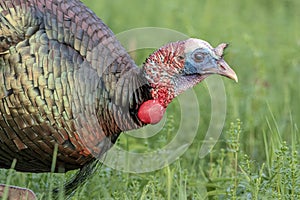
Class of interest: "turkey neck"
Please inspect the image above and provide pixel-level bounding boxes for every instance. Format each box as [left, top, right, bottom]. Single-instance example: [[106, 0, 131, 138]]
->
[[95, 62, 152, 141]]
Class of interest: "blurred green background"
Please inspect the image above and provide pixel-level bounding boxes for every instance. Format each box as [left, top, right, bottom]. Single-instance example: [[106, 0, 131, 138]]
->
[[1, 0, 299, 199]]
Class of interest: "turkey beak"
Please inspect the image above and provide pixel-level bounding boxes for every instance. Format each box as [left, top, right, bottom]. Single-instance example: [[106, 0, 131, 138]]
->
[[212, 43, 238, 82], [216, 59, 238, 82]]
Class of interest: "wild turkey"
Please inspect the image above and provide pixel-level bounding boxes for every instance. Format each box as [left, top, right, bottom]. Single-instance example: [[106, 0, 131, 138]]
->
[[0, 0, 238, 197]]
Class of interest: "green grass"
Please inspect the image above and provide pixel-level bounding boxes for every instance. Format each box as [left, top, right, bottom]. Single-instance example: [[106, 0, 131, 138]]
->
[[1, 0, 300, 199]]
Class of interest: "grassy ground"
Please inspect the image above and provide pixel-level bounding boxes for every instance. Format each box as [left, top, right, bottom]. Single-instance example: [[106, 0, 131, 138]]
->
[[1, 0, 300, 199]]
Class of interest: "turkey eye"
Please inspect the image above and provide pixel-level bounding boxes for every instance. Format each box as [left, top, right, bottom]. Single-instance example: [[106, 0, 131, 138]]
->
[[193, 52, 204, 62]]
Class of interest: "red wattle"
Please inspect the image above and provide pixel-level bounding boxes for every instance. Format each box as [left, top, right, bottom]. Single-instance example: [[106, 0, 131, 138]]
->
[[137, 100, 166, 124]]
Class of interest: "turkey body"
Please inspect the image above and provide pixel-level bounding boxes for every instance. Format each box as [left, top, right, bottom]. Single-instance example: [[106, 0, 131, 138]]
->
[[0, 0, 149, 172]]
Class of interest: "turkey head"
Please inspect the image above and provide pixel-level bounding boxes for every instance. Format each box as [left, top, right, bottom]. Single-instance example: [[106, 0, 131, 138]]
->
[[138, 38, 238, 124]]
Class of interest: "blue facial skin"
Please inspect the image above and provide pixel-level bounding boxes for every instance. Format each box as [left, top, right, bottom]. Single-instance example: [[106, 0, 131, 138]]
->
[[183, 48, 219, 75]]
